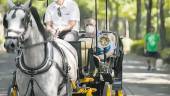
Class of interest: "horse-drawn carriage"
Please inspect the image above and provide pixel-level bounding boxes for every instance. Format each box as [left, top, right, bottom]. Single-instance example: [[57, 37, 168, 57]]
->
[[3, 0, 124, 96], [71, 31, 124, 96]]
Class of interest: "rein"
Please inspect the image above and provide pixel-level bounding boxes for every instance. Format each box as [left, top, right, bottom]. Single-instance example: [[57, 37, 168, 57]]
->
[[16, 38, 67, 76]]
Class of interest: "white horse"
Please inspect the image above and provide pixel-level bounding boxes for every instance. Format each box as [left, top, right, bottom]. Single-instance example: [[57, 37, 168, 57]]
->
[[3, 0, 78, 96]]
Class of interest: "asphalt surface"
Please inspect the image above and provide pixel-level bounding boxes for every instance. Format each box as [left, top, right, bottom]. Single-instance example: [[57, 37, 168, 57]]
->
[[0, 52, 16, 95], [123, 54, 170, 96], [0, 52, 170, 96]]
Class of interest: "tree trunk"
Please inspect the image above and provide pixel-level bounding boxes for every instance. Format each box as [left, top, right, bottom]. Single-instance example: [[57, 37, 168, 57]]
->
[[145, 0, 152, 33], [112, 1, 119, 33], [125, 19, 129, 38], [157, 0, 159, 32], [159, 0, 166, 49], [136, 0, 141, 39], [108, 0, 114, 31]]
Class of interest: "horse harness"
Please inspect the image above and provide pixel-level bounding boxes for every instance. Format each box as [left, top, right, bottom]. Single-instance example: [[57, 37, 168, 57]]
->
[[5, 5, 69, 96], [13, 40, 69, 96]]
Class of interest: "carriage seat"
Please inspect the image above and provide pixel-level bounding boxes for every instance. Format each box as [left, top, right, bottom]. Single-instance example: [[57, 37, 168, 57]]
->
[[78, 37, 94, 67], [95, 32, 117, 60]]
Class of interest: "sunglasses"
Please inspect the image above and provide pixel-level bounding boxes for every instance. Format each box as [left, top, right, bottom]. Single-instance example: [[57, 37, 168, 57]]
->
[[57, 7, 62, 17], [85, 24, 95, 27]]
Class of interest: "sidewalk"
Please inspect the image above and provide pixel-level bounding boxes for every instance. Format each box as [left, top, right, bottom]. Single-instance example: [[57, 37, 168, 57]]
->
[[123, 54, 170, 96]]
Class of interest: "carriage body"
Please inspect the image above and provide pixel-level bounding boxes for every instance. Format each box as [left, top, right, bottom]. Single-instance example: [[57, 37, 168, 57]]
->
[[70, 31, 124, 96]]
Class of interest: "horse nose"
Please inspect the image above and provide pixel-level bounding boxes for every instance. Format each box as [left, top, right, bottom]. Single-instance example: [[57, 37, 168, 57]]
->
[[10, 42, 16, 49], [4, 39, 17, 50]]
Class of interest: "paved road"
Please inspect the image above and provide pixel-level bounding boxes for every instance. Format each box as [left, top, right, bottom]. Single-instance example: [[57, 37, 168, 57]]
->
[[123, 54, 170, 96], [0, 53, 170, 96], [0, 52, 16, 95]]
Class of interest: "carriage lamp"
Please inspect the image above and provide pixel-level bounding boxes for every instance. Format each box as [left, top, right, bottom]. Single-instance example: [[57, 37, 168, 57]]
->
[[98, 34, 110, 48]]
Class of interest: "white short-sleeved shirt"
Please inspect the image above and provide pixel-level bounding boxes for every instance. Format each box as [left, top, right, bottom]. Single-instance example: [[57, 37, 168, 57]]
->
[[44, 0, 80, 31]]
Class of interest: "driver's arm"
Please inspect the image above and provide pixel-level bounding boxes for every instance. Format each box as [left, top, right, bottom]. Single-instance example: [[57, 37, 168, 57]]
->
[[61, 20, 76, 32], [46, 21, 56, 35]]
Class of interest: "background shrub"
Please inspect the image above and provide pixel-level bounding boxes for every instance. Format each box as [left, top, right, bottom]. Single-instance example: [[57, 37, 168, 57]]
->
[[160, 48, 170, 64], [0, 36, 4, 45], [131, 39, 144, 55]]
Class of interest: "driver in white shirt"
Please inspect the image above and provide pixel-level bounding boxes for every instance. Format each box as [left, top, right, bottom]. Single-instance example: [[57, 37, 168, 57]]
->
[[44, 0, 80, 41]]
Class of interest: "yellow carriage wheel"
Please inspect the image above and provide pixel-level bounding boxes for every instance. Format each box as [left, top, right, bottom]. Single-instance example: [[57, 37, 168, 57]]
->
[[115, 90, 124, 96], [117, 90, 124, 96], [103, 82, 112, 96], [8, 86, 18, 96], [11, 88, 17, 96]]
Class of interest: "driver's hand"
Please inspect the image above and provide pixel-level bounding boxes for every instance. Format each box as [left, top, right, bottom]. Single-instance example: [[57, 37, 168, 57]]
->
[[50, 29, 58, 38], [56, 26, 64, 34]]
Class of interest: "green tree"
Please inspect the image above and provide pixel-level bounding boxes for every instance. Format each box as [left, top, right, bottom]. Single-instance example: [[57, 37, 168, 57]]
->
[[1, 0, 170, 47], [112, 1, 119, 32], [145, 0, 153, 33]]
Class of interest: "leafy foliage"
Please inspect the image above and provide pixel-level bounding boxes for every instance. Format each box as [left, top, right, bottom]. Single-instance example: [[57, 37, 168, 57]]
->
[[160, 48, 170, 63], [0, 36, 4, 45], [0, 0, 170, 48]]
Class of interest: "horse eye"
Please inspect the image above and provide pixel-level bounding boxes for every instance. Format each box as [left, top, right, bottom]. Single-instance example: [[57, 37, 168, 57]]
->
[[18, 18, 24, 29], [21, 18, 24, 23]]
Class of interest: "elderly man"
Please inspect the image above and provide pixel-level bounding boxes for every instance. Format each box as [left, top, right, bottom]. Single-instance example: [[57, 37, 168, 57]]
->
[[84, 18, 96, 38], [44, 0, 80, 41]]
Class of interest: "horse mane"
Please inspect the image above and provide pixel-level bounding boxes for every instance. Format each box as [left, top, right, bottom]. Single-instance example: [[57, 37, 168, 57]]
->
[[30, 7, 50, 40]]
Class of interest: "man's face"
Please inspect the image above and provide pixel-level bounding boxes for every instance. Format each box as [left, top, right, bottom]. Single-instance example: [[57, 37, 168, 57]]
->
[[85, 24, 96, 37], [150, 27, 155, 32]]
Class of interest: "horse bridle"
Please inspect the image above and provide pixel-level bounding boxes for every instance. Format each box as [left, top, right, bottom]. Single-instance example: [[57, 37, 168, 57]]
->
[[4, 5, 32, 43]]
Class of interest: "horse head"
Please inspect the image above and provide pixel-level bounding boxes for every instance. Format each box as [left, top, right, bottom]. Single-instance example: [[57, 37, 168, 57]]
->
[[3, 0, 32, 52]]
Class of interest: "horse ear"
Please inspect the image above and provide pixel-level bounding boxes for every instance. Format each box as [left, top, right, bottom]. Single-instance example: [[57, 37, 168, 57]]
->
[[7, 0, 15, 9], [23, 0, 32, 9], [3, 14, 8, 28]]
